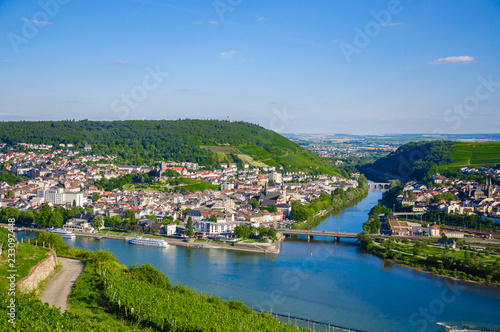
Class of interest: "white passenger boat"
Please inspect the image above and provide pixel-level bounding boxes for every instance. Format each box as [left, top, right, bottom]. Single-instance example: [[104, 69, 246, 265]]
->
[[48, 227, 76, 239], [128, 237, 169, 247]]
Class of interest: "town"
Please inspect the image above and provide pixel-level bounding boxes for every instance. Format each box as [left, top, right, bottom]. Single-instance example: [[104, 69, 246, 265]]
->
[[0, 145, 360, 241], [383, 167, 500, 240]]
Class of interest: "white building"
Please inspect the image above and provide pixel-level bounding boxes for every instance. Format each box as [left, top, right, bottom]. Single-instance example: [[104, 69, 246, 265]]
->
[[194, 220, 242, 235], [36, 188, 87, 206], [163, 224, 177, 236], [221, 183, 235, 191], [269, 172, 283, 184]]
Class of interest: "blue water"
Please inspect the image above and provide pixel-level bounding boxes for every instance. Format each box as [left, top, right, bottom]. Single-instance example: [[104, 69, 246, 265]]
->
[[18, 191, 500, 331]]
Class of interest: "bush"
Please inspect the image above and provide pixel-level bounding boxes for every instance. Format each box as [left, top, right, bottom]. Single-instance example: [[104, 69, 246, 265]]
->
[[127, 263, 171, 289], [35, 232, 69, 252]]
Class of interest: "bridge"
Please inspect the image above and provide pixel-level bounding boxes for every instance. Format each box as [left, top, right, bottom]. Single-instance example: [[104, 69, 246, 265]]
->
[[369, 182, 390, 190], [282, 229, 360, 242]]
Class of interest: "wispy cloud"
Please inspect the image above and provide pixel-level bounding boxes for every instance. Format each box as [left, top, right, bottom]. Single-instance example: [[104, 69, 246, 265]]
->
[[194, 20, 219, 25], [288, 38, 325, 48], [133, 0, 199, 14], [257, 17, 267, 21], [21, 17, 52, 25], [221, 50, 238, 60], [330, 39, 341, 43], [109, 60, 133, 66], [429, 56, 476, 65], [381, 22, 405, 27], [0, 112, 31, 116], [3, 60, 10, 63]]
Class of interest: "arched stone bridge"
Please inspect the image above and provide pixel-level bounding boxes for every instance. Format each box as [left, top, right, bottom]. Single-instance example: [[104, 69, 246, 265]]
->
[[369, 182, 390, 190]]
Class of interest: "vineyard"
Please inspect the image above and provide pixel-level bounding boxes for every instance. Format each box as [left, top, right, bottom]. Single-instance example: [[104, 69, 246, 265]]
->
[[0, 230, 311, 331], [0, 293, 98, 331], [101, 270, 308, 331]]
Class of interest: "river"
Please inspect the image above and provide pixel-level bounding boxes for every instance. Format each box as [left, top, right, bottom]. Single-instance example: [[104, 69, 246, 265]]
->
[[18, 190, 500, 331]]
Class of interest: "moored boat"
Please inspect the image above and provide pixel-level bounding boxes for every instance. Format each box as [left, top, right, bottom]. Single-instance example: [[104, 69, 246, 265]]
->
[[48, 227, 76, 239], [128, 236, 169, 247]]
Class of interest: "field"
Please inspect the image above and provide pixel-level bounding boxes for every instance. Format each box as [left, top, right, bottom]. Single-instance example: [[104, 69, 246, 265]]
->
[[445, 142, 500, 169], [201, 142, 341, 175], [239, 145, 272, 157], [236, 154, 269, 167]]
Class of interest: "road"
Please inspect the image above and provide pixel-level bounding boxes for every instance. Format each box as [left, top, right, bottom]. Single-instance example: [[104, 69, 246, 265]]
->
[[40, 257, 85, 313]]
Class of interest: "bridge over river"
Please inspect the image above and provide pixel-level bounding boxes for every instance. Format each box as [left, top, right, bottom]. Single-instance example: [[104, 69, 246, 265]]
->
[[282, 229, 383, 242], [369, 182, 390, 190]]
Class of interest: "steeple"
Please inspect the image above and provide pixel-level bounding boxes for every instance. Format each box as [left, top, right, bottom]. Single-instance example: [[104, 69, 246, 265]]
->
[[264, 181, 269, 196]]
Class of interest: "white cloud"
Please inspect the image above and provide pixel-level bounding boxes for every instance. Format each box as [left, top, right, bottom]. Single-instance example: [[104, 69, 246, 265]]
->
[[330, 39, 341, 43], [0, 112, 31, 116], [21, 17, 53, 25], [220, 50, 238, 60], [257, 17, 267, 21], [108, 60, 133, 66], [429, 56, 475, 65], [381, 22, 404, 27], [209, 20, 218, 25]]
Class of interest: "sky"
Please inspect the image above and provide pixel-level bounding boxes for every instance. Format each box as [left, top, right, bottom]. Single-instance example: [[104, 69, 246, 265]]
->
[[0, 0, 499, 135]]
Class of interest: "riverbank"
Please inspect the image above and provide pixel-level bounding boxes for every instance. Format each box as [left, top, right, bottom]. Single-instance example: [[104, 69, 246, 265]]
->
[[292, 180, 369, 230], [13, 227, 281, 254], [360, 235, 500, 285], [14, 189, 500, 332]]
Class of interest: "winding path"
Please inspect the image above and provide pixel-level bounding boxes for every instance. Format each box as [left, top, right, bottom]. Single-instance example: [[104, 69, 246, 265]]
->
[[40, 258, 85, 313]]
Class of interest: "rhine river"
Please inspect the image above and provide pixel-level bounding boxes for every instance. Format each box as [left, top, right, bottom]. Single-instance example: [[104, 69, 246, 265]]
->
[[20, 190, 500, 331]]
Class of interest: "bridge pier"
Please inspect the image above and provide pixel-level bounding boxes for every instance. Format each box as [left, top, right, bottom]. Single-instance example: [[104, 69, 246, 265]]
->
[[334, 236, 340, 242], [307, 235, 313, 242]]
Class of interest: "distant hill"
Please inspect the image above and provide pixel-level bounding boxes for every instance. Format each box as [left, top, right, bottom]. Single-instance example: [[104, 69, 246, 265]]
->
[[363, 140, 500, 181], [0, 119, 343, 175]]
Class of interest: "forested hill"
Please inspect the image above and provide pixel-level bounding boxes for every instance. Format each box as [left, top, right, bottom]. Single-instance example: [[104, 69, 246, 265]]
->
[[363, 140, 500, 182], [0, 119, 342, 175]]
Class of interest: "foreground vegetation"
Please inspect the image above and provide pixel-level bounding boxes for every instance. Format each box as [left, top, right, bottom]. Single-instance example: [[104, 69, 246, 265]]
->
[[0, 230, 309, 331]]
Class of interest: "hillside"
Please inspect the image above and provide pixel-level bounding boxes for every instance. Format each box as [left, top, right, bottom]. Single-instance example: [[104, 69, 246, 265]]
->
[[0, 120, 342, 175], [363, 141, 500, 182], [0, 230, 311, 331]]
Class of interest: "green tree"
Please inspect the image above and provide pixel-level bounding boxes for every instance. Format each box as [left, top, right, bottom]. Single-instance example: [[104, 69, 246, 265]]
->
[[146, 215, 158, 223], [93, 214, 105, 230], [186, 217, 194, 237], [248, 198, 259, 209], [257, 226, 269, 238], [209, 214, 217, 222], [92, 193, 101, 202], [35, 232, 69, 253], [234, 225, 252, 239], [356, 231, 373, 249], [126, 209, 136, 223], [268, 227, 278, 239]]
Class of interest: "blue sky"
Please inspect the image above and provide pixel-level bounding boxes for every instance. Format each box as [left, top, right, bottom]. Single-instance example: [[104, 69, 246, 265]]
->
[[0, 0, 499, 134]]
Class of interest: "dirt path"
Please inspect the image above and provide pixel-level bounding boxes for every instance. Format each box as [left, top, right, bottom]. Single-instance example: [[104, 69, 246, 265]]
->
[[40, 257, 85, 313]]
